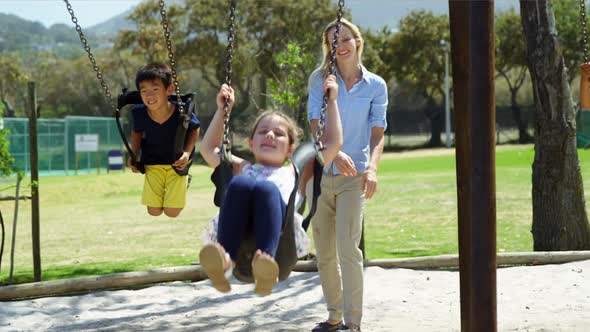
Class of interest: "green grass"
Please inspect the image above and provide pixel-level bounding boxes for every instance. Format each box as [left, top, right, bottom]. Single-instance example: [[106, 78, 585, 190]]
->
[[1, 144, 589, 284]]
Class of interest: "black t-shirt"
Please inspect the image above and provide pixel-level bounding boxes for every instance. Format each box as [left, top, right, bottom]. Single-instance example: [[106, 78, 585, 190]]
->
[[131, 103, 200, 165]]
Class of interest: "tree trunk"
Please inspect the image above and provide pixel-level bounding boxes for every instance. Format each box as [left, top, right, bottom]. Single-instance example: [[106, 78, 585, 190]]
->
[[425, 96, 443, 147], [520, 0, 590, 250], [509, 90, 532, 143]]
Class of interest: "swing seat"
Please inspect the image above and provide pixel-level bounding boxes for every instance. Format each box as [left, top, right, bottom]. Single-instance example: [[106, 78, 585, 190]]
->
[[215, 142, 320, 282], [117, 89, 198, 176]]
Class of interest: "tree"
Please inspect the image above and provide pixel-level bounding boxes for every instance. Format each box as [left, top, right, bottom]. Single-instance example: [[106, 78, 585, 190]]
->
[[382, 10, 450, 146], [268, 42, 316, 138], [520, 0, 590, 250], [0, 53, 28, 117], [115, 0, 343, 133], [495, 7, 533, 143], [552, 0, 585, 85]]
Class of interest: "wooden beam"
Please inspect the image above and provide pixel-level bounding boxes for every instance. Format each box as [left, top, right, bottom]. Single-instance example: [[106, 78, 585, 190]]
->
[[1, 251, 588, 301], [0, 266, 208, 301]]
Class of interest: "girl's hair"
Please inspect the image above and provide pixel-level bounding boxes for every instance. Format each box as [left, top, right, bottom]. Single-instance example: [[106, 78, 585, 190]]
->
[[317, 18, 364, 78], [135, 62, 173, 89], [249, 110, 303, 146]]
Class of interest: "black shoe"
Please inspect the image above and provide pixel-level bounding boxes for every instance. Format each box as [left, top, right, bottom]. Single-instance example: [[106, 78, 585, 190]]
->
[[339, 325, 361, 332], [311, 321, 344, 332]]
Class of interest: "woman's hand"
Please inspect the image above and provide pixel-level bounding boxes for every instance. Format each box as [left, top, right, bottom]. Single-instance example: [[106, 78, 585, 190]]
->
[[324, 74, 338, 100], [333, 151, 357, 176], [361, 168, 378, 199]]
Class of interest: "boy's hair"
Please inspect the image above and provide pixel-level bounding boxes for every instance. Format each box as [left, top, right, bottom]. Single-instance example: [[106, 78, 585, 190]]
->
[[249, 110, 303, 146], [135, 63, 173, 89]]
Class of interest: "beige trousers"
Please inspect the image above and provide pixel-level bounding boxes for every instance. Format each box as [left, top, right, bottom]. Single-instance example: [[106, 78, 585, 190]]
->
[[309, 173, 365, 326]]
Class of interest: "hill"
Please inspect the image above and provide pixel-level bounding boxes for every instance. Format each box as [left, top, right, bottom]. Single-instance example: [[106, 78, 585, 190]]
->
[[0, 0, 521, 57], [0, 13, 99, 58]]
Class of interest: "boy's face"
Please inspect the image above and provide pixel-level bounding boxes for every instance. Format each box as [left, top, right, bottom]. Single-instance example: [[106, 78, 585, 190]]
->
[[138, 79, 174, 111]]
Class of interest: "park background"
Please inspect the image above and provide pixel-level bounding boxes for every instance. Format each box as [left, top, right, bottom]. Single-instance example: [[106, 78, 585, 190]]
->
[[1, 0, 589, 285]]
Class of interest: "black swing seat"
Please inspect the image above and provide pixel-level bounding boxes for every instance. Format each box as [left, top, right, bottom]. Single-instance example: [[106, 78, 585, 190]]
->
[[215, 142, 321, 283], [116, 89, 198, 176]]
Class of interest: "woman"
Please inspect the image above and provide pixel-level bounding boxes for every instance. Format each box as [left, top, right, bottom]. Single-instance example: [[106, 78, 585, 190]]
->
[[307, 18, 388, 332]]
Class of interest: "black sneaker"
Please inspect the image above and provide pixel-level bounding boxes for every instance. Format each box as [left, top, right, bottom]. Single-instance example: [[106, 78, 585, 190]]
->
[[311, 321, 345, 332], [339, 325, 361, 332]]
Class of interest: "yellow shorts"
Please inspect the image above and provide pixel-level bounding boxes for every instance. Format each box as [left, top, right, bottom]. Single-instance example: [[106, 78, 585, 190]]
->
[[142, 165, 187, 209]]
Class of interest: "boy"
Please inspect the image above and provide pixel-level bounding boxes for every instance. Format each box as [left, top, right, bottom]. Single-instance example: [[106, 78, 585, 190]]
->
[[128, 63, 200, 217]]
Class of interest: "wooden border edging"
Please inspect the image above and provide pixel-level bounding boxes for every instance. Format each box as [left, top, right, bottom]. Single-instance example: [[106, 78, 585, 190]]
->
[[292, 251, 590, 272], [0, 265, 207, 301], [1, 251, 589, 301]]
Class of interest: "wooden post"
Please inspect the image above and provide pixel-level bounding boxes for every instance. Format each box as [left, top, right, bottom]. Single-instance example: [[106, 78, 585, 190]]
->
[[28, 82, 42, 282], [468, 4, 497, 330], [449, 1, 497, 331]]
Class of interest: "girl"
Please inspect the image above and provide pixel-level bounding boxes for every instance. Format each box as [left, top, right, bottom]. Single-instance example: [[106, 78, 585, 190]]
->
[[199, 76, 342, 296]]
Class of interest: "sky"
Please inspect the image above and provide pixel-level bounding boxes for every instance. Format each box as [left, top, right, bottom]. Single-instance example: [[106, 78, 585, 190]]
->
[[0, 0, 520, 31], [0, 0, 142, 27]]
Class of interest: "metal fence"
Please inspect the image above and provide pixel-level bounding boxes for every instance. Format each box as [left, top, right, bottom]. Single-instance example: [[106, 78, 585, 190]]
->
[[1, 116, 123, 175]]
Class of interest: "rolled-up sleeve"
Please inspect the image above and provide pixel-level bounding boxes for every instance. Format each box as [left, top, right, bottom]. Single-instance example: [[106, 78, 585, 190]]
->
[[369, 78, 388, 130], [189, 112, 201, 130], [307, 70, 324, 121]]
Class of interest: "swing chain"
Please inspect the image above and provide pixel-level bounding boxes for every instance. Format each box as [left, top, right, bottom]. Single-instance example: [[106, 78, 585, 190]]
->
[[582, 0, 590, 64], [222, 0, 237, 152], [158, 0, 185, 116], [63, 0, 119, 117], [316, 0, 345, 149]]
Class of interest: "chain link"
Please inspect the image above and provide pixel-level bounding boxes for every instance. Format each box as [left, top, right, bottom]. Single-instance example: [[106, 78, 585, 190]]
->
[[63, 0, 119, 116], [158, 1, 185, 116], [222, 0, 237, 153], [582, 0, 590, 63], [315, 0, 345, 148]]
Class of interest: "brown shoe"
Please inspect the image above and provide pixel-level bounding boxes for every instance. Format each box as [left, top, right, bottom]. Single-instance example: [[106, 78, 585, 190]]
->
[[199, 243, 231, 293], [252, 254, 279, 296]]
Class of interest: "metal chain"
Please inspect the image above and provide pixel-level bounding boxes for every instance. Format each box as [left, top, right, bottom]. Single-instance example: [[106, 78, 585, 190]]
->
[[63, 0, 119, 116], [315, 0, 345, 148], [581, 0, 590, 64], [158, 0, 185, 116], [222, 0, 237, 152]]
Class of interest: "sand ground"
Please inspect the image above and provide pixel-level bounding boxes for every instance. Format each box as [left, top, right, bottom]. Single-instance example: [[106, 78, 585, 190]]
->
[[1, 260, 588, 332]]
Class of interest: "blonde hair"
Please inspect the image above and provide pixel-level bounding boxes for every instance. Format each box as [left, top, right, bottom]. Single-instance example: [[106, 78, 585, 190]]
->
[[249, 110, 303, 147], [317, 18, 364, 77]]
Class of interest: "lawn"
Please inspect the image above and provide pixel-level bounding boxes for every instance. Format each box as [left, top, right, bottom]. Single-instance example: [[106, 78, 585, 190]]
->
[[1, 144, 589, 284]]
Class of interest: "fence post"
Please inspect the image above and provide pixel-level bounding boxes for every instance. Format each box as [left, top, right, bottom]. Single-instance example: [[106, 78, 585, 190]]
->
[[28, 81, 42, 282]]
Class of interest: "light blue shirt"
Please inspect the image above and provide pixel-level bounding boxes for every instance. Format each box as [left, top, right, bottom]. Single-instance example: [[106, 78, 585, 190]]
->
[[307, 65, 388, 175]]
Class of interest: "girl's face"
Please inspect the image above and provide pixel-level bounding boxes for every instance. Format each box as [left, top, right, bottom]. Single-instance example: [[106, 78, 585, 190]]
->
[[328, 26, 359, 65], [139, 79, 174, 112], [248, 115, 294, 167]]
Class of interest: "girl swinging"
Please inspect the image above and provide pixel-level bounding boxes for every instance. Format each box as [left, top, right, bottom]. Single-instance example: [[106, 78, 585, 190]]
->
[[199, 78, 342, 296]]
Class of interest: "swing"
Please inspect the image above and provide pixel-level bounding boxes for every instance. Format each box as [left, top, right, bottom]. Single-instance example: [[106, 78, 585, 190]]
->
[[210, 0, 345, 282], [64, 0, 196, 176]]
